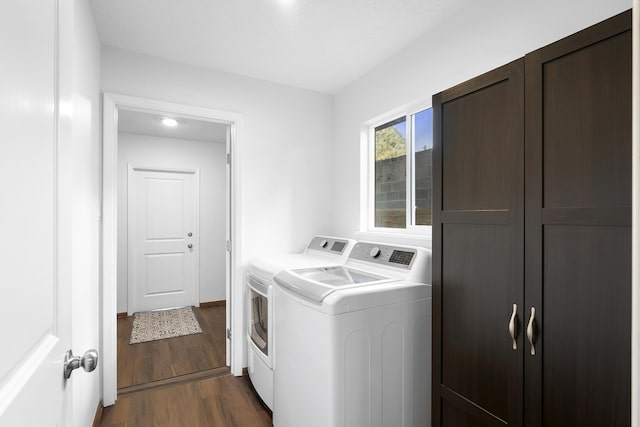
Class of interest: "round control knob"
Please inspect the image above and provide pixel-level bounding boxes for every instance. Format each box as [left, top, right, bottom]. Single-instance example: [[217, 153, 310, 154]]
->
[[320, 240, 329, 248], [370, 247, 381, 258]]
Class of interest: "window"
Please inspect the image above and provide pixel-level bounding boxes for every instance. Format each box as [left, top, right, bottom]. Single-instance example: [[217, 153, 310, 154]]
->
[[370, 106, 432, 231]]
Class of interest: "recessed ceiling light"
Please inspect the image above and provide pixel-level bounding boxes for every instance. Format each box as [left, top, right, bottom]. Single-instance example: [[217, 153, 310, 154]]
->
[[162, 117, 178, 127]]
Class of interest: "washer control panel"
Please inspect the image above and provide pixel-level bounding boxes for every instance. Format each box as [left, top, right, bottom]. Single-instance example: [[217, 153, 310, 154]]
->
[[348, 242, 416, 269], [307, 236, 350, 255]]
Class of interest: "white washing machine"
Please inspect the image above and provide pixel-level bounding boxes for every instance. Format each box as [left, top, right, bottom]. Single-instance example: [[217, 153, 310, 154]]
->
[[272, 241, 432, 427], [246, 235, 355, 410]]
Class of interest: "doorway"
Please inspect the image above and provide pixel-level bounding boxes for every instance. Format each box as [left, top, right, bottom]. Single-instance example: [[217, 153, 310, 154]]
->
[[102, 94, 243, 406]]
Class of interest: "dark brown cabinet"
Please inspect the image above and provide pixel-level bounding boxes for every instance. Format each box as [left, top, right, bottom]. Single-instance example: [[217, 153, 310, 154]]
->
[[432, 11, 631, 427], [433, 59, 525, 427]]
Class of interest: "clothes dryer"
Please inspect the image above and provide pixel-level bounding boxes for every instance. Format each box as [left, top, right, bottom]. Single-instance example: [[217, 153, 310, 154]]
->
[[273, 241, 432, 427], [246, 235, 355, 410]]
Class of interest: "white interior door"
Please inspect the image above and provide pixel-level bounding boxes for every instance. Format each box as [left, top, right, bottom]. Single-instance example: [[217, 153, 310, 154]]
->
[[0, 0, 74, 425], [128, 166, 199, 314]]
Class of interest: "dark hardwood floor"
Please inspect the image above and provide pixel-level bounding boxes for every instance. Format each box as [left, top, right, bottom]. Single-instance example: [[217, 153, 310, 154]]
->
[[104, 305, 272, 426], [118, 305, 227, 388], [100, 374, 273, 427]]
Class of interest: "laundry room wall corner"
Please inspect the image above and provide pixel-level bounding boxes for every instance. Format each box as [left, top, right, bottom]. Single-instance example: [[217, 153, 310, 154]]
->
[[100, 48, 335, 377]]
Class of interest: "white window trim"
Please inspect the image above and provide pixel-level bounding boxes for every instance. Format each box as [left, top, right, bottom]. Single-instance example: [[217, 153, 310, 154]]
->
[[361, 100, 433, 237]]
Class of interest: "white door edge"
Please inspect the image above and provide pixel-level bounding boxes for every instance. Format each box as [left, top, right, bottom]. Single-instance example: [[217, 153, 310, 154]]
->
[[101, 93, 244, 406]]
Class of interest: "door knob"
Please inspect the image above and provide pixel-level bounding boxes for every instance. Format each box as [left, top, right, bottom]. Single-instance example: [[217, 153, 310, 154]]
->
[[188, 244, 193, 249], [64, 349, 98, 380], [188, 232, 193, 237]]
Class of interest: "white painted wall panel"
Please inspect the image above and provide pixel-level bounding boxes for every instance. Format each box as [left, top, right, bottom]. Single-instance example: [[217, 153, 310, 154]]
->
[[117, 133, 227, 312]]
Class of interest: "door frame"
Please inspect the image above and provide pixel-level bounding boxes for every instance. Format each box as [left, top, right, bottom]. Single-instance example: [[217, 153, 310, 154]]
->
[[101, 93, 243, 405]]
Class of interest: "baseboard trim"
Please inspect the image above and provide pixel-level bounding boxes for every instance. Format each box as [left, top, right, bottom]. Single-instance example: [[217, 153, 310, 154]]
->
[[118, 302, 224, 316], [199, 300, 226, 308], [118, 366, 231, 396], [92, 400, 103, 427]]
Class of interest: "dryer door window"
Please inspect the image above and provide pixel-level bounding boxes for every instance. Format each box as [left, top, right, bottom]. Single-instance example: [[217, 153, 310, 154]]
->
[[250, 289, 269, 356]]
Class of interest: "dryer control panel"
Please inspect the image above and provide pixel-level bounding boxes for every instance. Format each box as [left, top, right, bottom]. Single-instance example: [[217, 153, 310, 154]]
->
[[348, 242, 416, 270], [306, 236, 351, 255]]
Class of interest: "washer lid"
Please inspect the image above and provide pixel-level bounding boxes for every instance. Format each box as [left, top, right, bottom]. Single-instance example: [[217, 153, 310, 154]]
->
[[249, 254, 331, 279], [274, 266, 390, 302]]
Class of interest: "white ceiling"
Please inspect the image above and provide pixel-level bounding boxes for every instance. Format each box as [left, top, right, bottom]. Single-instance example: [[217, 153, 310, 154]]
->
[[89, 0, 470, 94], [118, 109, 228, 142]]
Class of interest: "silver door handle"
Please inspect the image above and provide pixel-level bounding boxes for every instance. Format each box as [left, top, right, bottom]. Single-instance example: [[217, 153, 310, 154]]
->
[[188, 244, 193, 249], [64, 349, 98, 380], [508, 303, 518, 350], [527, 307, 536, 356]]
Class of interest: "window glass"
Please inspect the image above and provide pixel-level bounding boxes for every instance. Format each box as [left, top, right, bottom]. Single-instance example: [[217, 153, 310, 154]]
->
[[413, 108, 433, 225], [369, 105, 432, 232], [374, 117, 407, 228]]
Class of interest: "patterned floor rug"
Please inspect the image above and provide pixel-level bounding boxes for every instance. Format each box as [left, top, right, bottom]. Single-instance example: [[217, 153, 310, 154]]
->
[[130, 307, 203, 344]]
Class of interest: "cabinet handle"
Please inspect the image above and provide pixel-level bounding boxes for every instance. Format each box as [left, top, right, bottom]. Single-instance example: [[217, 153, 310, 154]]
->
[[508, 303, 518, 350], [527, 307, 536, 356]]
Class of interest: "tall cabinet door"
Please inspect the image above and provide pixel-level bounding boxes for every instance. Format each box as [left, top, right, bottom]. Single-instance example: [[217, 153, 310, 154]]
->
[[433, 59, 524, 427], [524, 11, 631, 427]]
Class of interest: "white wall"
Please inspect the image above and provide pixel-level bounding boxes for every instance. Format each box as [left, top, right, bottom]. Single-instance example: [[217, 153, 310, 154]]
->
[[102, 46, 335, 262], [70, 0, 101, 425], [332, 0, 631, 244], [117, 133, 227, 312]]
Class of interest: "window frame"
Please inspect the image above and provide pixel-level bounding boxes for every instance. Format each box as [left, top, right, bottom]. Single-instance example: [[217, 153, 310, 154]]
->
[[364, 101, 433, 236]]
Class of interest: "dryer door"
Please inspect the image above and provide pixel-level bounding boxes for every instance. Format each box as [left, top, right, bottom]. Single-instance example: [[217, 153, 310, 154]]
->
[[247, 274, 271, 357]]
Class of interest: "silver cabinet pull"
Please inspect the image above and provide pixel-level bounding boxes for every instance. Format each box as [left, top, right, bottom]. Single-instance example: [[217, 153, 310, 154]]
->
[[527, 307, 536, 356], [509, 303, 518, 350]]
